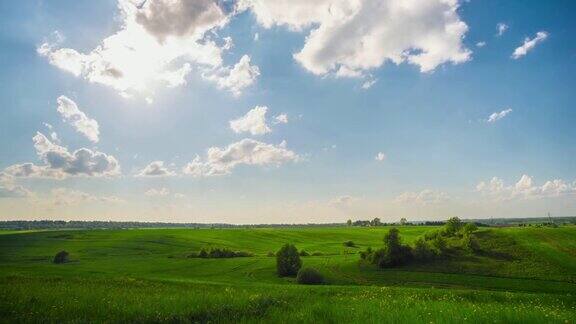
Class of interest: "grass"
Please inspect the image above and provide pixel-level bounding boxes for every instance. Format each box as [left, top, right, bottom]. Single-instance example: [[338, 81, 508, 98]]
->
[[0, 225, 575, 322], [1, 276, 574, 323]]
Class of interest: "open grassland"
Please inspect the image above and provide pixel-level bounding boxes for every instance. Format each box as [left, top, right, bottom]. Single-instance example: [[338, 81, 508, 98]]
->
[[0, 226, 575, 322]]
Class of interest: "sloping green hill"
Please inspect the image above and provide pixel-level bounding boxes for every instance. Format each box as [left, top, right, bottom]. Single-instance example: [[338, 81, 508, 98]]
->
[[0, 226, 575, 322]]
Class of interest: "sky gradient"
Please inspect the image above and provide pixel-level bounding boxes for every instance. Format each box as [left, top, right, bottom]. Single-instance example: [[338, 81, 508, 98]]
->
[[1, 0, 575, 224]]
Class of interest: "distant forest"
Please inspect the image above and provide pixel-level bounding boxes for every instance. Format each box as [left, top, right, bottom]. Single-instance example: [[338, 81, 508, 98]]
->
[[1, 216, 574, 230]]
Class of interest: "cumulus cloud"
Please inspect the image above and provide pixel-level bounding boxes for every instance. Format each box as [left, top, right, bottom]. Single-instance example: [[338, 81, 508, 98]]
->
[[240, 0, 471, 77], [203, 55, 260, 96], [511, 31, 548, 59], [476, 41, 486, 48], [496, 22, 508, 36], [144, 187, 170, 197], [230, 105, 270, 135], [477, 175, 576, 201], [136, 161, 176, 177], [182, 138, 299, 177], [38, 0, 257, 97], [4, 132, 120, 179], [0, 172, 32, 198], [487, 108, 512, 123], [56, 96, 100, 142], [135, 0, 227, 43], [375, 152, 386, 162], [395, 189, 450, 205], [273, 113, 288, 125]]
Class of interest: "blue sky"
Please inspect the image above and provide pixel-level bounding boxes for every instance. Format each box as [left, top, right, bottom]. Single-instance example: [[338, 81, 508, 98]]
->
[[0, 0, 575, 223]]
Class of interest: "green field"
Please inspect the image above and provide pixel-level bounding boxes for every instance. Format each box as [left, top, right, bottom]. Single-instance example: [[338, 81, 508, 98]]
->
[[1, 226, 575, 323]]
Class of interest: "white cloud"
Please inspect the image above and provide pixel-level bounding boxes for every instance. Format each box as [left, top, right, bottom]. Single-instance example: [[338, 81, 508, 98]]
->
[[183, 138, 299, 177], [511, 31, 548, 59], [496, 22, 508, 37], [476, 175, 576, 201], [38, 0, 258, 97], [240, 0, 471, 76], [203, 55, 260, 96], [395, 189, 449, 205], [134, 0, 227, 43], [51, 188, 123, 206], [329, 195, 359, 207], [230, 105, 270, 135], [361, 78, 377, 89], [254, 33, 259, 41], [56, 96, 100, 143], [136, 161, 176, 177], [0, 172, 32, 198], [145, 187, 170, 197], [487, 108, 512, 123], [273, 113, 288, 125], [375, 152, 386, 162], [476, 41, 486, 48], [4, 132, 120, 179]]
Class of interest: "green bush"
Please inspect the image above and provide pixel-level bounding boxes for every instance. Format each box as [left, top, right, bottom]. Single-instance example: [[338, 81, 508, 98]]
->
[[192, 247, 252, 258], [463, 234, 480, 253], [267, 251, 275, 257], [444, 217, 464, 236], [343, 241, 355, 247], [362, 229, 413, 268], [424, 230, 441, 241], [53, 250, 69, 264], [276, 244, 302, 277], [299, 250, 310, 257], [359, 247, 373, 260], [461, 223, 478, 235], [311, 251, 323, 256], [296, 267, 324, 285], [413, 238, 436, 261], [430, 235, 448, 256]]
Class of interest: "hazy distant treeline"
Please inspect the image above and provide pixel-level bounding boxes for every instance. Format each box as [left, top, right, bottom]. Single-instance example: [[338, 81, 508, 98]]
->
[[0, 220, 346, 230], [1, 216, 574, 230]]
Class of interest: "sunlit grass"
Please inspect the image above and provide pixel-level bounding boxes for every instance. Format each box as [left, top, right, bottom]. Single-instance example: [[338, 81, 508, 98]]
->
[[1, 226, 575, 322]]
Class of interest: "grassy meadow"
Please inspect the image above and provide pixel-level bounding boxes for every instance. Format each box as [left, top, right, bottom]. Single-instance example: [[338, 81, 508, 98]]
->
[[0, 225, 575, 322]]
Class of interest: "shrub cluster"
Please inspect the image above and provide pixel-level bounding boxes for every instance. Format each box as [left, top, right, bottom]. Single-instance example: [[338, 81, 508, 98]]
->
[[360, 219, 481, 269], [296, 267, 324, 285], [53, 250, 69, 264], [190, 247, 253, 258], [360, 228, 413, 268], [343, 241, 355, 247]]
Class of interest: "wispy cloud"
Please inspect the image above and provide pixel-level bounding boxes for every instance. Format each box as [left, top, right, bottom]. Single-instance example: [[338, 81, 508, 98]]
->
[[512, 31, 548, 59]]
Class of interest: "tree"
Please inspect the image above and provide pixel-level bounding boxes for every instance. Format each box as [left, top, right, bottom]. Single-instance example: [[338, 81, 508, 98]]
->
[[444, 217, 463, 236], [371, 218, 382, 226], [276, 244, 302, 277], [53, 250, 69, 264], [371, 228, 412, 267], [400, 218, 408, 226], [346, 219, 352, 226]]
